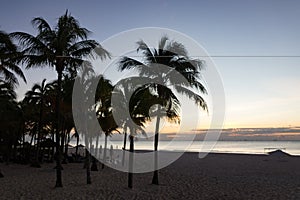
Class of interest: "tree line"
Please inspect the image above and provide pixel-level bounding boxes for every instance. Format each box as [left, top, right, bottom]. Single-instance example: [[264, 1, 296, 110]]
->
[[0, 10, 207, 189]]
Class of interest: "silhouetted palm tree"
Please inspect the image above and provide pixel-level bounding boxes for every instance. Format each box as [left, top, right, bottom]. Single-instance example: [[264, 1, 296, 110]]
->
[[112, 78, 153, 188], [119, 36, 208, 185], [60, 76, 77, 164], [0, 30, 26, 86], [24, 79, 54, 167], [73, 70, 114, 184], [11, 11, 110, 187], [98, 114, 119, 170], [72, 70, 93, 184], [0, 80, 23, 167]]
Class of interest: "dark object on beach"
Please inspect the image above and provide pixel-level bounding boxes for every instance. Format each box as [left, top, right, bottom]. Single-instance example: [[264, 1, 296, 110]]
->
[[53, 165, 64, 170], [30, 161, 41, 168], [268, 149, 291, 157], [91, 157, 98, 171]]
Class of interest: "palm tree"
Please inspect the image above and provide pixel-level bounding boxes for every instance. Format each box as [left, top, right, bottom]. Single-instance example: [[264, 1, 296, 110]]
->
[[73, 71, 114, 184], [119, 36, 208, 185], [60, 76, 77, 164], [24, 79, 54, 167], [0, 30, 26, 86], [112, 78, 153, 188], [98, 114, 119, 170], [11, 11, 110, 187], [0, 80, 23, 170]]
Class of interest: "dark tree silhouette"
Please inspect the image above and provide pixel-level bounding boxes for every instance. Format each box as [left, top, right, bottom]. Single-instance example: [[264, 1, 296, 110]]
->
[[119, 36, 207, 185], [11, 11, 110, 187], [24, 79, 54, 167], [0, 30, 26, 86]]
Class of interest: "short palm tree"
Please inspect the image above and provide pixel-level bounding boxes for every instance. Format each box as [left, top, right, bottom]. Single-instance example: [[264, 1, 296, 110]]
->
[[74, 71, 114, 184], [11, 11, 110, 187], [24, 79, 54, 167], [94, 75, 114, 171], [112, 78, 153, 188], [0, 80, 23, 166], [119, 36, 208, 185], [0, 30, 26, 86], [98, 114, 119, 170]]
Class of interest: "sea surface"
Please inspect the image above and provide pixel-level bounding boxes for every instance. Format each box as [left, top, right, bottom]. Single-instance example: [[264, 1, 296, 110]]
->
[[71, 140, 300, 155]]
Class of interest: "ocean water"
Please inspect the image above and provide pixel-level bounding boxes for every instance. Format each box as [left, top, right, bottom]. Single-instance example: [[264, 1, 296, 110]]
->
[[71, 140, 300, 156]]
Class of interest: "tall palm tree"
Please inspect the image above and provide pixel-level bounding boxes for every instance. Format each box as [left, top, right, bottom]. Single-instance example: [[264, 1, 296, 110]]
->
[[119, 36, 208, 185], [24, 79, 54, 167], [11, 11, 110, 187], [0, 30, 26, 86]]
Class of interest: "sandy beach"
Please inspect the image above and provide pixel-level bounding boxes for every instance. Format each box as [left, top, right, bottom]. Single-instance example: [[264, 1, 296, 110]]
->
[[1, 152, 300, 200]]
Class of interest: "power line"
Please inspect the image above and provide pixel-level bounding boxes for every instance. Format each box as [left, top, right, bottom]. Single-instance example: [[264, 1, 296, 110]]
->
[[109, 55, 300, 58]]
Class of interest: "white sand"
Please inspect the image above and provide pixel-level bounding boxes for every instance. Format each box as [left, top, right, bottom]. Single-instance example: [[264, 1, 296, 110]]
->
[[1, 152, 300, 199]]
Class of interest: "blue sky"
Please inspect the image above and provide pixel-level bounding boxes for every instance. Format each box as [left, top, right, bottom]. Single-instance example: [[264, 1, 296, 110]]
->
[[1, 0, 300, 129]]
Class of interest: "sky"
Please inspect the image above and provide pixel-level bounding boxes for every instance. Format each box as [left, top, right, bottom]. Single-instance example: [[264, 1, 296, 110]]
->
[[1, 0, 300, 132]]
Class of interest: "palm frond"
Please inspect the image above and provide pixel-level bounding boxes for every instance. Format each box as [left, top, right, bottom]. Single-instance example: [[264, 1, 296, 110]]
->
[[174, 85, 208, 111], [158, 35, 168, 53], [2, 62, 26, 83], [119, 56, 145, 71], [165, 40, 188, 57], [0, 65, 18, 85], [136, 40, 156, 63], [21, 55, 51, 69], [32, 17, 52, 33]]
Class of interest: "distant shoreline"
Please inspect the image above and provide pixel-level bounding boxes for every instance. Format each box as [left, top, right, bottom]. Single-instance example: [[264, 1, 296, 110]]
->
[[69, 140, 300, 156]]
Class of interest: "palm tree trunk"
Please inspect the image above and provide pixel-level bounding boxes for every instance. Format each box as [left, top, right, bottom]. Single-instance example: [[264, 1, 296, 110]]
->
[[22, 124, 26, 163], [13, 140, 18, 162], [89, 136, 98, 172], [55, 70, 63, 188], [75, 134, 79, 161], [122, 130, 127, 166], [29, 132, 34, 161], [61, 130, 66, 164], [102, 134, 108, 169], [64, 130, 70, 163], [32, 100, 43, 168], [95, 135, 99, 158], [60, 121, 65, 154], [83, 117, 92, 184], [152, 115, 161, 185], [123, 130, 127, 150], [128, 134, 134, 188], [85, 148, 91, 184], [51, 127, 55, 162]]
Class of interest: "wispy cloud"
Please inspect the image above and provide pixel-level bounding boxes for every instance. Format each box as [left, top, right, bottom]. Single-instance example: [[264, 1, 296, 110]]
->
[[191, 126, 300, 140]]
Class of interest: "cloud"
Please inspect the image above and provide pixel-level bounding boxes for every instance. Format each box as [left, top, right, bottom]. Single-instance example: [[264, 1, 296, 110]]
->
[[192, 126, 300, 140]]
